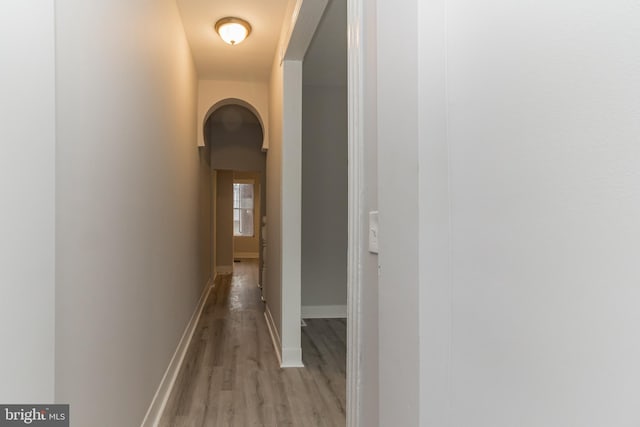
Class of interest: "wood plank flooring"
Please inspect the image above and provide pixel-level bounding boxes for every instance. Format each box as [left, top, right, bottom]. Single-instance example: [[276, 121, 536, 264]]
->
[[158, 260, 346, 427]]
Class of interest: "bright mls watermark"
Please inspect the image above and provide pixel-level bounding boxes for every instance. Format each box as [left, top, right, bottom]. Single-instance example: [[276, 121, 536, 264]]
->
[[0, 405, 68, 426]]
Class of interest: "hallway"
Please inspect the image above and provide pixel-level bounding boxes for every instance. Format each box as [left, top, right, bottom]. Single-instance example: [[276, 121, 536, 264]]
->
[[159, 260, 346, 427]]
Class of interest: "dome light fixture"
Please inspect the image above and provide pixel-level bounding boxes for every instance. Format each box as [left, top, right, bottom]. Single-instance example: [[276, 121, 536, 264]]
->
[[215, 17, 252, 46]]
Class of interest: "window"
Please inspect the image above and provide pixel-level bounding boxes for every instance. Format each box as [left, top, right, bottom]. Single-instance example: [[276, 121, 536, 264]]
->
[[233, 182, 254, 236]]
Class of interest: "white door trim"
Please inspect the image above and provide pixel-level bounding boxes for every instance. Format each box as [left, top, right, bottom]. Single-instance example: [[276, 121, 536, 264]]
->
[[347, 0, 364, 424]]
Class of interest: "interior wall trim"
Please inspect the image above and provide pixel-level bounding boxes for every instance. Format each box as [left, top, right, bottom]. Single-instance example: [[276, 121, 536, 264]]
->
[[281, 347, 304, 368], [233, 252, 260, 259], [216, 265, 234, 274], [347, 0, 364, 424], [264, 304, 283, 366], [302, 305, 348, 319]]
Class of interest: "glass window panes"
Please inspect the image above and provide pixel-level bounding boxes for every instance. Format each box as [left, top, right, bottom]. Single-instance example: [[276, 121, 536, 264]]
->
[[233, 183, 254, 237]]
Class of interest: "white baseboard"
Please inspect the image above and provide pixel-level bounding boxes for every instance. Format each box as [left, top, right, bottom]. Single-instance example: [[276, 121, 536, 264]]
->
[[140, 278, 213, 427], [302, 305, 348, 319], [263, 305, 282, 366], [264, 305, 303, 368], [233, 251, 259, 259], [216, 265, 233, 274], [281, 347, 304, 368]]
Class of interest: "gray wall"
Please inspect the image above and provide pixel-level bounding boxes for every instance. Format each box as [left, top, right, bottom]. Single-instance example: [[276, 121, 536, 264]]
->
[[301, 85, 347, 308], [215, 170, 234, 269], [0, 1, 56, 403], [206, 121, 266, 172], [301, 0, 348, 312], [54, 1, 207, 425]]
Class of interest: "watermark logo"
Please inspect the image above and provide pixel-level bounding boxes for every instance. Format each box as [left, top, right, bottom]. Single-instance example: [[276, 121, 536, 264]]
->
[[0, 405, 68, 426]]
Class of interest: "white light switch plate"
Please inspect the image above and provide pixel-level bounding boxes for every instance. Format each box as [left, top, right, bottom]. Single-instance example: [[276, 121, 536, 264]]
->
[[369, 211, 379, 254]]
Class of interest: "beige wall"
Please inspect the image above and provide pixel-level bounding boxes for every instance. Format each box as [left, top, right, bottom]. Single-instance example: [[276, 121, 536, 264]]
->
[[198, 147, 212, 287], [265, 52, 284, 350], [211, 170, 217, 276], [215, 170, 234, 270], [54, 1, 206, 425]]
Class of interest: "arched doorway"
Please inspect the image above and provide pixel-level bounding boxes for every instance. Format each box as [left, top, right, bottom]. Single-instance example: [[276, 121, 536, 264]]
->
[[205, 103, 267, 300]]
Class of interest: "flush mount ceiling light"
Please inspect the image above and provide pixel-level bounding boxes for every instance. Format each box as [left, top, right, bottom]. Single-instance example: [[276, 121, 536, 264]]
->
[[215, 17, 252, 46]]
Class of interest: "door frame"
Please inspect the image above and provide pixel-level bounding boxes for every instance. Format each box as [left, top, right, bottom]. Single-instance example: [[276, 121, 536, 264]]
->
[[346, 0, 364, 424], [277, 0, 366, 422]]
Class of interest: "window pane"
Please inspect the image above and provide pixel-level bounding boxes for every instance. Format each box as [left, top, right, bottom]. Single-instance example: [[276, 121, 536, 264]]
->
[[234, 216, 240, 235], [240, 184, 253, 209], [233, 182, 254, 236], [233, 184, 240, 209], [240, 208, 253, 236]]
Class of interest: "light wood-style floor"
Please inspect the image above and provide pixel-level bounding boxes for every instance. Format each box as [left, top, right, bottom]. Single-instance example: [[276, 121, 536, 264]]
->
[[158, 260, 346, 427]]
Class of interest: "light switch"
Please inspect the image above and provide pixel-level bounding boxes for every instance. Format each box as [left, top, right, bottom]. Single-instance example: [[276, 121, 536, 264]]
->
[[369, 211, 379, 254]]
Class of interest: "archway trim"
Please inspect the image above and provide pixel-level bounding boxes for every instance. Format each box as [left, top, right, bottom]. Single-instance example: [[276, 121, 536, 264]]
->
[[197, 80, 270, 150]]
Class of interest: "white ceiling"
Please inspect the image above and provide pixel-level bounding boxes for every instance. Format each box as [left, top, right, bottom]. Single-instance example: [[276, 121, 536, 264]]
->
[[176, 0, 345, 85], [176, 0, 290, 82]]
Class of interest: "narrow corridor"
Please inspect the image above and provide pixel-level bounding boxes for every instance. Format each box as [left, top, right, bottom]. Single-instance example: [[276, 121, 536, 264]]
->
[[159, 260, 346, 427]]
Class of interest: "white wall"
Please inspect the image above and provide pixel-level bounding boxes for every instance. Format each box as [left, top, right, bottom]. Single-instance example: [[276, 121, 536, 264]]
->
[[375, 0, 640, 425], [0, 1, 56, 403], [54, 1, 205, 425], [417, 0, 452, 425], [301, 85, 348, 310], [445, 1, 640, 425], [377, 0, 421, 421]]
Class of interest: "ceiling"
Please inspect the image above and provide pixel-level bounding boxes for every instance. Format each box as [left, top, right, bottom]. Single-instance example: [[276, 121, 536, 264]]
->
[[176, 0, 290, 82], [176, 0, 346, 86]]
